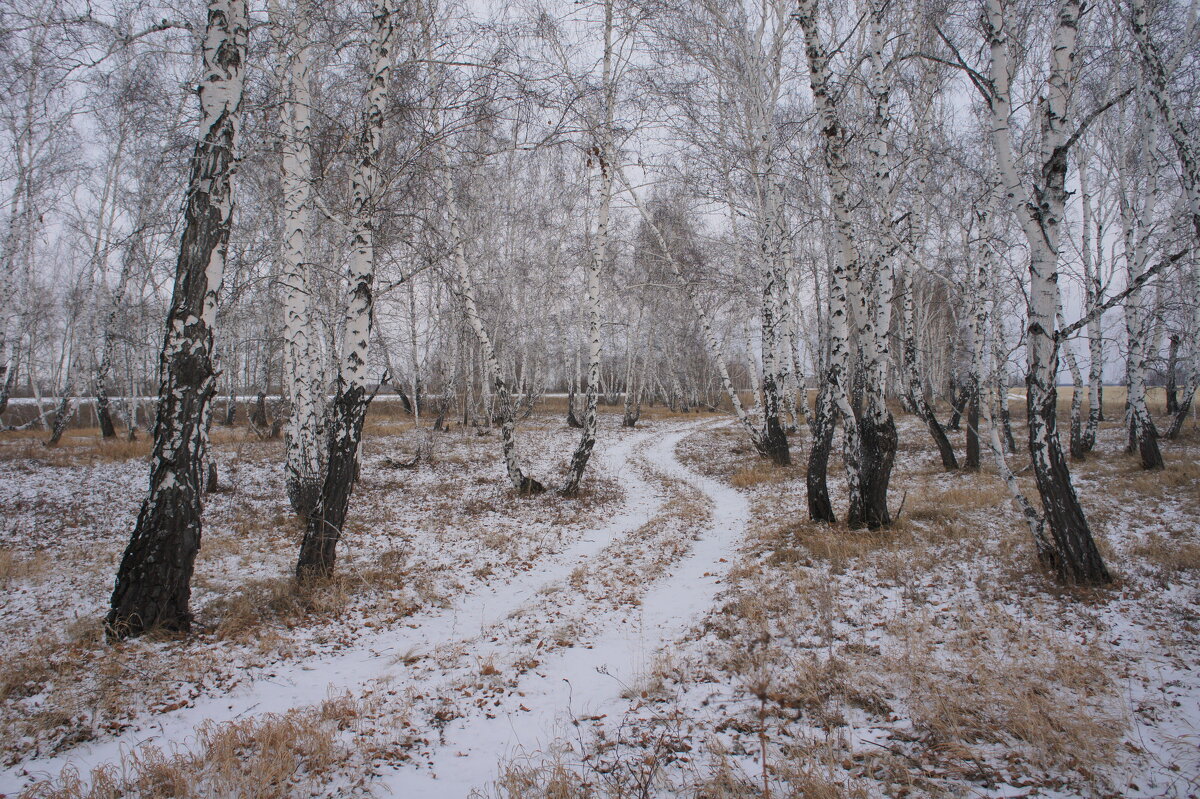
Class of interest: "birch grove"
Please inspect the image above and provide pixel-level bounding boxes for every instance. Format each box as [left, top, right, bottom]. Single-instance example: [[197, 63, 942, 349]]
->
[[0, 0, 1196, 646]]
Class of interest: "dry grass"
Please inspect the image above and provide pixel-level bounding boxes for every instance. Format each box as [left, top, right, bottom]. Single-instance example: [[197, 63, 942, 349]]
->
[[207, 557, 420, 643], [0, 547, 50, 587], [20, 694, 372, 799], [729, 461, 796, 488], [1129, 531, 1200, 576], [890, 604, 1122, 777], [0, 432, 152, 465]]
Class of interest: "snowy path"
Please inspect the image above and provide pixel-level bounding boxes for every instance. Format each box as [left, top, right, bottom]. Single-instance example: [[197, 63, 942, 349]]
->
[[0, 419, 748, 796], [377, 420, 748, 795]]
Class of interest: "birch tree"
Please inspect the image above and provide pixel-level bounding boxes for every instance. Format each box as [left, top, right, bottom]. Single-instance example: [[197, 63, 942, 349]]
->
[[797, 0, 900, 528], [559, 0, 615, 496], [980, 0, 1110, 583], [107, 0, 249, 637], [271, 0, 325, 516], [295, 0, 397, 581]]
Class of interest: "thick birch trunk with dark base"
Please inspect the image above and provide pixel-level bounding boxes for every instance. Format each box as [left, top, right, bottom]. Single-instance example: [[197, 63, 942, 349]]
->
[[560, 0, 615, 498], [296, 385, 368, 579], [273, 0, 325, 518], [296, 0, 395, 580], [849, 411, 895, 529], [806, 382, 837, 523], [96, 385, 117, 439], [1027, 382, 1110, 583], [965, 391, 981, 471], [798, 0, 887, 527], [759, 373, 791, 466], [107, 0, 247, 638], [985, 0, 1109, 584]]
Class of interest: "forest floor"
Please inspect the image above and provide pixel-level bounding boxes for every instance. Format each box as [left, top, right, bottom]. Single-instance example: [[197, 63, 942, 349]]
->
[[0, 402, 1198, 798]]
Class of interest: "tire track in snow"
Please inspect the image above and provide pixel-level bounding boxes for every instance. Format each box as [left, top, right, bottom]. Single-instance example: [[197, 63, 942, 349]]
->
[[0, 423, 668, 794], [377, 419, 749, 796]]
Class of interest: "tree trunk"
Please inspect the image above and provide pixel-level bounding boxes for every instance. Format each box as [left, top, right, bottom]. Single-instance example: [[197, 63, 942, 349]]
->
[[107, 0, 247, 638], [560, 0, 614, 497], [985, 0, 1110, 584], [272, 0, 324, 518], [849, 4, 900, 527], [806, 382, 837, 523], [297, 0, 395, 581], [46, 383, 75, 447], [1129, 0, 1200, 245], [1165, 335, 1179, 415], [901, 267, 957, 469], [798, 0, 878, 526], [1079, 143, 1104, 453], [1119, 96, 1165, 471]]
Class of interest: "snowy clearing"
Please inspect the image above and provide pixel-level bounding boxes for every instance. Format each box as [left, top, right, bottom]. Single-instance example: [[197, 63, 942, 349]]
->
[[1, 407, 1198, 798]]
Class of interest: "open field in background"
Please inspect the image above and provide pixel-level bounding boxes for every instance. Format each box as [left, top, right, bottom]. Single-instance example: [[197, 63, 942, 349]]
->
[[0, 398, 1197, 798], [1, 384, 1184, 436]]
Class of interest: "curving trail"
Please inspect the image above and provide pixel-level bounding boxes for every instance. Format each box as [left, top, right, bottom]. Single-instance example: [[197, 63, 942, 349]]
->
[[378, 420, 749, 795], [0, 418, 749, 797]]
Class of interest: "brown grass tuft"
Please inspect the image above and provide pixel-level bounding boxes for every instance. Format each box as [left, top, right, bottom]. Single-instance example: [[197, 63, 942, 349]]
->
[[19, 696, 372, 799]]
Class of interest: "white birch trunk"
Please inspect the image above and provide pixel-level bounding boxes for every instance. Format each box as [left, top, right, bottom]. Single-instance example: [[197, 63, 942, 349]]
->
[[797, 0, 868, 523], [108, 0, 248, 637], [297, 0, 396, 579], [272, 0, 324, 516], [560, 0, 614, 496], [984, 0, 1109, 583]]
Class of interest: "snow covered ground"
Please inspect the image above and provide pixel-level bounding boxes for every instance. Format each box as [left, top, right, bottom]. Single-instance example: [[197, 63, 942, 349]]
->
[[0, 409, 1198, 797]]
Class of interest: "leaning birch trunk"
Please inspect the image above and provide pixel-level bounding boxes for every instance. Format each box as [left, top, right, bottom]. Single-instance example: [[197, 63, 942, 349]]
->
[[901, 265, 957, 469], [107, 0, 247, 638], [616, 163, 764, 451], [296, 0, 395, 580], [1129, 0, 1200, 245], [984, 0, 1109, 583], [272, 0, 325, 517], [560, 0, 613, 496], [449, 185, 543, 494]]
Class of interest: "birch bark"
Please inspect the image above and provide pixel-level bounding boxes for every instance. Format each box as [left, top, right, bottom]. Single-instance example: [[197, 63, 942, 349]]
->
[[796, 0, 869, 525], [1078, 143, 1105, 451], [272, 0, 325, 516], [107, 0, 248, 637], [560, 0, 614, 496], [1117, 92, 1165, 469], [296, 0, 396, 579], [983, 0, 1110, 583]]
